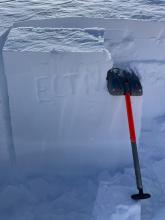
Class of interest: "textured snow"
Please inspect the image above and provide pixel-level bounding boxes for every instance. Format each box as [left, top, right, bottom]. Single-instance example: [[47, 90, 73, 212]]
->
[[4, 27, 104, 52]]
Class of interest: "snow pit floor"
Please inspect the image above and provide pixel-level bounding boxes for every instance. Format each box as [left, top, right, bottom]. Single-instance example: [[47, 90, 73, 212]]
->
[[0, 171, 98, 220]]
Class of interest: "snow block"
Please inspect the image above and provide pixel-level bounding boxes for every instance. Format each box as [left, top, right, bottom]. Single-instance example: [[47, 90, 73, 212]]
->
[[92, 181, 141, 220], [3, 27, 142, 173]]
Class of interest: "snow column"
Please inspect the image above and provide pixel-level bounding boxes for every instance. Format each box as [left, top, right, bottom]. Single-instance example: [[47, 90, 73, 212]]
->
[[3, 27, 141, 174]]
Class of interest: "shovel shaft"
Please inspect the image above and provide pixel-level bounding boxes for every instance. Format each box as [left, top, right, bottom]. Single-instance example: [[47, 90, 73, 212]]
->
[[131, 142, 143, 190], [125, 94, 143, 191], [125, 94, 136, 143]]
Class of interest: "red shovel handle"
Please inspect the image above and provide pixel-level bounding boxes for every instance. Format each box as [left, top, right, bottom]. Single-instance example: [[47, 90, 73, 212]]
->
[[125, 93, 136, 143]]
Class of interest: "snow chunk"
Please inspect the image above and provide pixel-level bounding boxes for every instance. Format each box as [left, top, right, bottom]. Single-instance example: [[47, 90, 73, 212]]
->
[[92, 181, 141, 220]]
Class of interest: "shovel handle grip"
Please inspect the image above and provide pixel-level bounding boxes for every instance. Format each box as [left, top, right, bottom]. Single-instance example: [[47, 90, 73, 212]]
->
[[125, 94, 136, 143]]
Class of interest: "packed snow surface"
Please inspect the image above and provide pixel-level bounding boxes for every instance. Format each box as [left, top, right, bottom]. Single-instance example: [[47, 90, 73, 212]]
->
[[1, 0, 165, 28]]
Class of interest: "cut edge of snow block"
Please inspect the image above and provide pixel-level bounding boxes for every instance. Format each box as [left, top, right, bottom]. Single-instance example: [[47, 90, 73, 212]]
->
[[0, 27, 10, 49]]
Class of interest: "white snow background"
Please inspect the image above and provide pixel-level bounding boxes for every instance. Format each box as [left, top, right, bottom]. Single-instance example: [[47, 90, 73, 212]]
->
[[1, 0, 165, 29], [1, 1, 165, 220]]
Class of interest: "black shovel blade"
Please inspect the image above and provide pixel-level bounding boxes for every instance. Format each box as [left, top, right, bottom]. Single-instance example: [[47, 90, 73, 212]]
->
[[106, 68, 125, 96], [106, 68, 143, 96], [131, 193, 151, 200]]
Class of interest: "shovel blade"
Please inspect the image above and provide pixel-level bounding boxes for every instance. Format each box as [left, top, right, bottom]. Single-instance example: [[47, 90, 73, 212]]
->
[[107, 68, 143, 96]]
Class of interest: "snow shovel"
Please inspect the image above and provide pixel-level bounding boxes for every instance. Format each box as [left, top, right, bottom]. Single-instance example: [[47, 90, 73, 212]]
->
[[106, 68, 151, 200]]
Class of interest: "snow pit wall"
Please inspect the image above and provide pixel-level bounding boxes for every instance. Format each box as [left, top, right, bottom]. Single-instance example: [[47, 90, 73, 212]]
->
[[2, 26, 142, 174], [4, 18, 165, 173]]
